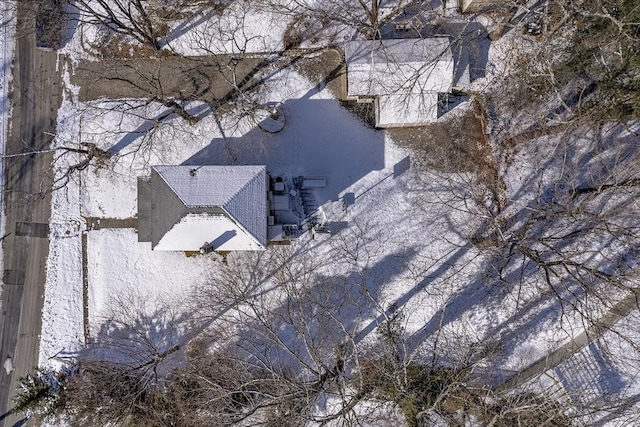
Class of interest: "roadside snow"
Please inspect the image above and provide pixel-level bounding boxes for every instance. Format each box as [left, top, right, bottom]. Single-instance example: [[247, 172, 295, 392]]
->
[[38, 222, 84, 367], [38, 61, 86, 367], [0, 1, 17, 296], [38, 116, 85, 366]]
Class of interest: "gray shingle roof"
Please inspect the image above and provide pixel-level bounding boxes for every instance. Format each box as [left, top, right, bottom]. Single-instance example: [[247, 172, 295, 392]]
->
[[139, 165, 267, 251]]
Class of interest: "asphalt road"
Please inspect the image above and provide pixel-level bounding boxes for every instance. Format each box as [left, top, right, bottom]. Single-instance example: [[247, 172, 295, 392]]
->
[[0, 4, 60, 426]]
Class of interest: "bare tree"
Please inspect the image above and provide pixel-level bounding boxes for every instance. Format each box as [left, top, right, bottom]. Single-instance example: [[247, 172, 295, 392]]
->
[[52, 288, 191, 426], [22, 232, 583, 426], [492, 0, 640, 127], [259, 0, 437, 40], [72, 0, 170, 50], [181, 229, 577, 426]]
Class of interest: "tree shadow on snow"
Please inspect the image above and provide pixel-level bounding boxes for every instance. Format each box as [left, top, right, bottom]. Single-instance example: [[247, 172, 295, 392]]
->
[[228, 244, 418, 383], [459, 124, 640, 390], [79, 297, 196, 380]]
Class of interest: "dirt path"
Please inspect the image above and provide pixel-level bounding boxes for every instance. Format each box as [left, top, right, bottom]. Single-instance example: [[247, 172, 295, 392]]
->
[[72, 55, 263, 102], [494, 289, 640, 393], [72, 48, 345, 104]]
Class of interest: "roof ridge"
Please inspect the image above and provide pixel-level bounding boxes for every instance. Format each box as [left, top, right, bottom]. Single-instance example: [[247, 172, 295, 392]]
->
[[220, 166, 264, 208], [152, 165, 189, 207], [221, 166, 267, 246]]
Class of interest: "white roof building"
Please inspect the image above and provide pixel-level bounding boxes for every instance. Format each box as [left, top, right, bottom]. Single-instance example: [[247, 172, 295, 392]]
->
[[460, 0, 509, 13], [344, 38, 454, 127], [138, 165, 267, 251]]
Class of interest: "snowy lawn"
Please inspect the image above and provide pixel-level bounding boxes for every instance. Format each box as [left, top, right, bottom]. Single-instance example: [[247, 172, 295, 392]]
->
[[86, 228, 218, 327], [41, 64, 485, 363], [34, 4, 640, 424], [40, 62, 586, 377]]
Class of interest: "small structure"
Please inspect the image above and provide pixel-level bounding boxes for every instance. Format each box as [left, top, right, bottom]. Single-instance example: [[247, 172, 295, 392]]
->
[[137, 165, 267, 251], [344, 38, 454, 127], [459, 0, 509, 13], [256, 102, 286, 133]]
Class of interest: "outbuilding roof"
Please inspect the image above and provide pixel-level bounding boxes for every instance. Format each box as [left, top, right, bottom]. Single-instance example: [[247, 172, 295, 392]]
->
[[344, 38, 454, 126]]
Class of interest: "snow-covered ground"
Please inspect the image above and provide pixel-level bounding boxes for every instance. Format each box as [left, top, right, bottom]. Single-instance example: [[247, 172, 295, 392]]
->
[[0, 2, 17, 296], [41, 67, 581, 374], [44, 2, 507, 365], [41, 64, 459, 361], [35, 2, 640, 425], [527, 307, 640, 425]]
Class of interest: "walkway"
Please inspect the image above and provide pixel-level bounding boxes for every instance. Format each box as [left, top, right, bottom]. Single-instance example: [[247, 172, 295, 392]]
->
[[494, 289, 640, 393]]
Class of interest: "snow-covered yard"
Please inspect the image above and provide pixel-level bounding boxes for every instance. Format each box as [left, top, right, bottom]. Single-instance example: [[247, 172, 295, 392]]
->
[[41, 61, 585, 376], [31, 1, 640, 425], [41, 63, 454, 360]]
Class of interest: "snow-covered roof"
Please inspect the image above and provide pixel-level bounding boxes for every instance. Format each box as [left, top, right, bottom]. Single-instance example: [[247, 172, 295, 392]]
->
[[138, 165, 267, 251], [344, 38, 454, 127], [154, 165, 264, 209], [377, 92, 439, 127], [460, 0, 509, 13], [156, 213, 264, 251]]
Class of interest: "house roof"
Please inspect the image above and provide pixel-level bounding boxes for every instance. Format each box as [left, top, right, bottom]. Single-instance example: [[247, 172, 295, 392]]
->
[[344, 38, 454, 126], [377, 92, 439, 127], [138, 165, 267, 251], [153, 165, 264, 208], [345, 38, 450, 67]]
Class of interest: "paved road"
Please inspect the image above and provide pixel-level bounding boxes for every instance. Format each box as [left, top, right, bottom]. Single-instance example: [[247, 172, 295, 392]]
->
[[0, 4, 61, 426]]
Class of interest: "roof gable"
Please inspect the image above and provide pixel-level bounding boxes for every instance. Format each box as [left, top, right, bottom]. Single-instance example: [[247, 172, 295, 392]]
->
[[155, 213, 265, 251]]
